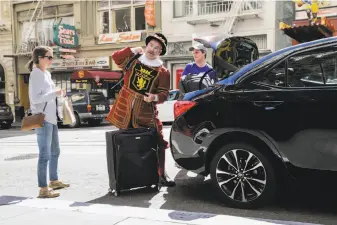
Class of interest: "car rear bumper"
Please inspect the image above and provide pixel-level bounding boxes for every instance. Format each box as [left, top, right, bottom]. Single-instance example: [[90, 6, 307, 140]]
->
[[79, 112, 108, 120], [170, 118, 209, 175]]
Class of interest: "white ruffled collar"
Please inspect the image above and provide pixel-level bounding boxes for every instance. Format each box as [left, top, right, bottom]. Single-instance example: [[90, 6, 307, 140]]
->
[[138, 54, 163, 68]]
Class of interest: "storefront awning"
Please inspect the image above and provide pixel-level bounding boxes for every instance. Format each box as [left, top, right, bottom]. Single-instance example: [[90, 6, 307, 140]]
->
[[71, 70, 122, 81]]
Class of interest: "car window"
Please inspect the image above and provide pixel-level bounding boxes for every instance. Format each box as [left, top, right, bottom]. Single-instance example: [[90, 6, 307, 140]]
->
[[255, 46, 337, 88], [71, 93, 86, 103], [89, 93, 106, 102], [287, 53, 324, 87], [167, 91, 179, 101], [256, 61, 287, 87], [321, 57, 337, 85]]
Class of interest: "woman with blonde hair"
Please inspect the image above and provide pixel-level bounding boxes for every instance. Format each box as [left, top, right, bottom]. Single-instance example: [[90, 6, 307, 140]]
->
[[28, 46, 69, 198]]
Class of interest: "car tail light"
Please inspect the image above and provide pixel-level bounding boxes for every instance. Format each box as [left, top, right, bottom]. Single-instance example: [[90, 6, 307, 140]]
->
[[87, 104, 92, 112], [174, 101, 196, 119]]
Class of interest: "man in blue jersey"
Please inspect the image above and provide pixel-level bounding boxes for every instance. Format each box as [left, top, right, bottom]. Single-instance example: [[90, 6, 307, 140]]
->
[[182, 44, 217, 80]]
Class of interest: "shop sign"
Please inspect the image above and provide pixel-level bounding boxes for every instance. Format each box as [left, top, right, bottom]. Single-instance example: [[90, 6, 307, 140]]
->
[[50, 57, 110, 71], [145, 0, 156, 27], [103, 79, 118, 82], [94, 75, 100, 83], [53, 24, 79, 48], [73, 79, 89, 83], [78, 70, 85, 78], [296, 1, 337, 11], [98, 31, 142, 45], [59, 48, 77, 53], [295, 7, 337, 20]]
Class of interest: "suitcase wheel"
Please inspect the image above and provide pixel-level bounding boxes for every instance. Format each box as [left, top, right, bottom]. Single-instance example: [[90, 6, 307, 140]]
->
[[114, 191, 120, 197]]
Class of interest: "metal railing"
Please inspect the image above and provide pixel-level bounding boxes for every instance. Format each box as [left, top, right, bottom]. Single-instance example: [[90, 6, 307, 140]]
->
[[195, 1, 263, 16], [240, 1, 263, 14], [198, 1, 232, 16]]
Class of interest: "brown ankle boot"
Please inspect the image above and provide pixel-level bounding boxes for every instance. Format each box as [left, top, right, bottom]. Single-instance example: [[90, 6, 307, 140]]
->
[[38, 187, 60, 198]]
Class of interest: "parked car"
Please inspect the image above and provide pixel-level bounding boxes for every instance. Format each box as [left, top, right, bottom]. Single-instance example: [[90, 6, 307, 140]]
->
[[67, 90, 110, 128], [157, 89, 180, 123], [170, 36, 337, 209], [0, 102, 14, 129]]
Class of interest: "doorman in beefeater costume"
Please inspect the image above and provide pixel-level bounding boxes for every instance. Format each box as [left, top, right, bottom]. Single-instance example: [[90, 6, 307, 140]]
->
[[106, 33, 176, 187]]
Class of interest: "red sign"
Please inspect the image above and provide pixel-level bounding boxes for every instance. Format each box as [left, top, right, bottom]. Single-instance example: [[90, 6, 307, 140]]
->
[[144, 0, 156, 27], [175, 69, 184, 89]]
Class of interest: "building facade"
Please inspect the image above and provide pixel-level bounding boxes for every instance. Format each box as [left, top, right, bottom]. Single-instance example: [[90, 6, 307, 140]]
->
[[0, 1, 15, 112], [9, 0, 163, 112], [161, 0, 295, 89]]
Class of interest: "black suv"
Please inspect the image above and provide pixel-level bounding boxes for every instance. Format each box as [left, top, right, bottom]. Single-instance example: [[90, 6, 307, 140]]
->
[[171, 37, 337, 209], [67, 90, 110, 128], [0, 102, 14, 129]]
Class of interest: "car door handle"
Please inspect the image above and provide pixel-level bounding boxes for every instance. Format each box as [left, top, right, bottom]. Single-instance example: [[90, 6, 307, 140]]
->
[[253, 101, 284, 110]]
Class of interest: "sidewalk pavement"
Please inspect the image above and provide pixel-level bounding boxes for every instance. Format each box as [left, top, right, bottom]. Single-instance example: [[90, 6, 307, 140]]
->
[[0, 195, 320, 225]]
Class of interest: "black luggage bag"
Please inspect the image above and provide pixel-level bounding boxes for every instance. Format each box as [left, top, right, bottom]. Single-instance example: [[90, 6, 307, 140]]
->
[[106, 127, 161, 196], [178, 69, 217, 94]]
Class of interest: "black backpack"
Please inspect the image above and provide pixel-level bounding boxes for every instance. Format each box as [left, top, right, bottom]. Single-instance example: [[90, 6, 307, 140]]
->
[[178, 69, 216, 94]]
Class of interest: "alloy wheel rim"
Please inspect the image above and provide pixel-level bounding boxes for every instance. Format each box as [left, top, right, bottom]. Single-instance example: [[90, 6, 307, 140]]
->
[[215, 148, 267, 203]]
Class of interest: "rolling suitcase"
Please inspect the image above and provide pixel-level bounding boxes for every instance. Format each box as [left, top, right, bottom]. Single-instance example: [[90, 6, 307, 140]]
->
[[106, 53, 161, 196], [106, 126, 161, 196]]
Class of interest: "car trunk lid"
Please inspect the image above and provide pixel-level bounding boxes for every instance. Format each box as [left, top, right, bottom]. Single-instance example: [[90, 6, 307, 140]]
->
[[88, 92, 109, 114]]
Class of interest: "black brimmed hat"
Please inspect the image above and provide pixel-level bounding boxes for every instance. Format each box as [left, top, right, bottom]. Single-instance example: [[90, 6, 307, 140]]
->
[[145, 33, 168, 56]]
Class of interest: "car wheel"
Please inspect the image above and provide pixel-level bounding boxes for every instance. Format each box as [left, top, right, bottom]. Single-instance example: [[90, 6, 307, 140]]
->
[[1, 123, 11, 129], [210, 142, 276, 209], [68, 113, 80, 128]]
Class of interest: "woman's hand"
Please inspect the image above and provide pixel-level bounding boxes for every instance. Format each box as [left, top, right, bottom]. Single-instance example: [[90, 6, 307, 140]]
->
[[56, 89, 66, 97]]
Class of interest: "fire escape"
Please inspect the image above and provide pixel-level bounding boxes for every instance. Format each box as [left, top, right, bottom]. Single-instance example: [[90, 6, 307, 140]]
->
[[14, 0, 46, 57], [186, 1, 263, 35], [221, 0, 244, 34]]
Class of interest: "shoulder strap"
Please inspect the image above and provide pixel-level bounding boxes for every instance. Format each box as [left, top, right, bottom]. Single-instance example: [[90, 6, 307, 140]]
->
[[43, 102, 48, 112], [125, 53, 142, 70], [110, 53, 142, 90], [198, 69, 215, 90]]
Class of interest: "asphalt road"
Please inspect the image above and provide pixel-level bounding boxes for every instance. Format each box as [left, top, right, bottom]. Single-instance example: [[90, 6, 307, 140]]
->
[[1, 124, 337, 225]]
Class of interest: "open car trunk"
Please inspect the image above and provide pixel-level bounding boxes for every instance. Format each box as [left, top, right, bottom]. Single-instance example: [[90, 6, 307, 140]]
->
[[194, 35, 259, 80]]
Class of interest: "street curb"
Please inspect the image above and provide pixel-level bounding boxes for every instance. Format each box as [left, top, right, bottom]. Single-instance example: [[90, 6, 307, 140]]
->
[[0, 195, 321, 225]]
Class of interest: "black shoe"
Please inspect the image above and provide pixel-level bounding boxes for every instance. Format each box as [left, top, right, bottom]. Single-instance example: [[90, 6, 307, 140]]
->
[[159, 175, 176, 187]]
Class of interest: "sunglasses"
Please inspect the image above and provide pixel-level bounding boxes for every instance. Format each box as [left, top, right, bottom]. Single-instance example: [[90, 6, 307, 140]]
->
[[40, 56, 53, 60]]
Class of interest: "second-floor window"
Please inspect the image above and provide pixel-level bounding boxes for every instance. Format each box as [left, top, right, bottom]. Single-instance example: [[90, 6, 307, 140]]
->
[[173, 0, 193, 18], [17, 4, 74, 47], [97, 0, 146, 34]]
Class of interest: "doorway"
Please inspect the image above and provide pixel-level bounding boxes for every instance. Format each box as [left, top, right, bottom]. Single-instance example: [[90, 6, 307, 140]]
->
[[172, 63, 189, 89]]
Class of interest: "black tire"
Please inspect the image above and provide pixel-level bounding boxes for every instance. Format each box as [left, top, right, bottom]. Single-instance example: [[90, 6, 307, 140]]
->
[[88, 119, 101, 127], [210, 142, 276, 209], [1, 123, 12, 129], [68, 113, 80, 128]]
